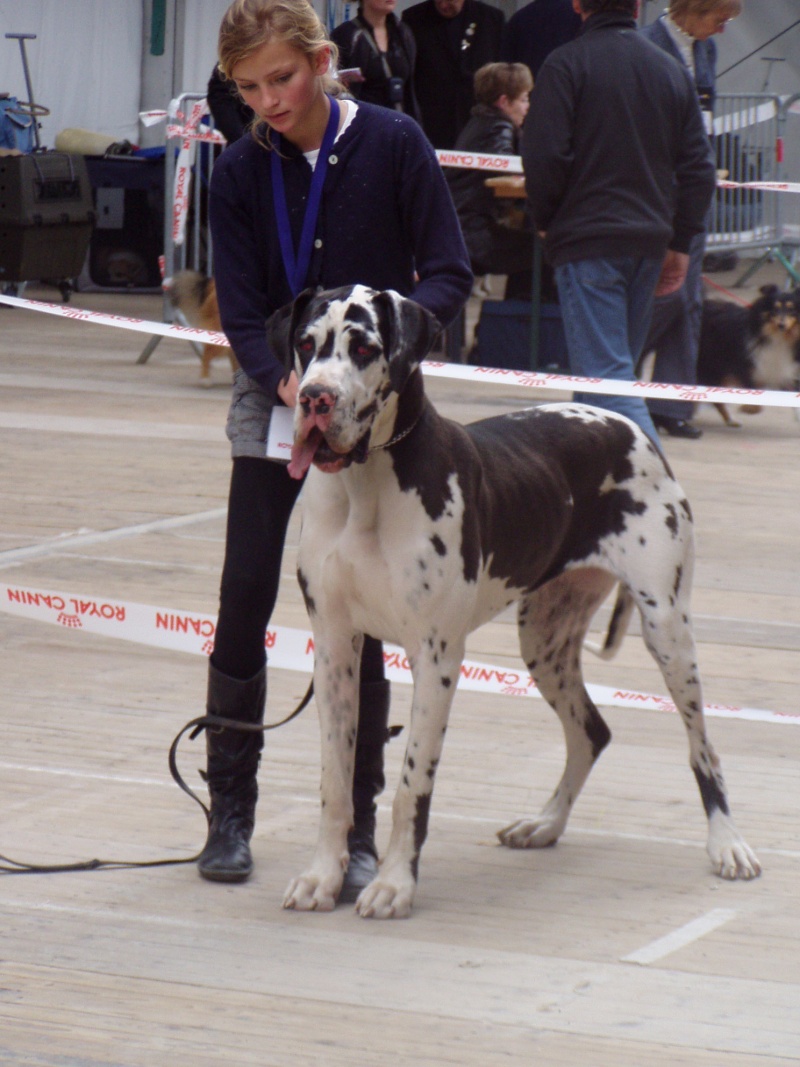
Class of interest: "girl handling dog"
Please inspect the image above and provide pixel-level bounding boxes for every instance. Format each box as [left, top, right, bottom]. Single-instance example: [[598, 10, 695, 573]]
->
[[200, 0, 472, 896]]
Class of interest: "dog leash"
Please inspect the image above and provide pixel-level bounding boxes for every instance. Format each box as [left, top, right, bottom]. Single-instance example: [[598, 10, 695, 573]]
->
[[702, 274, 752, 307], [0, 682, 314, 875]]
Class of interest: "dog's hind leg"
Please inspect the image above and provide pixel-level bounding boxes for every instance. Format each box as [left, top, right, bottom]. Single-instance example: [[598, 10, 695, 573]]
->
[[633, 581, 761, 880], [498, 568, 616, 850]]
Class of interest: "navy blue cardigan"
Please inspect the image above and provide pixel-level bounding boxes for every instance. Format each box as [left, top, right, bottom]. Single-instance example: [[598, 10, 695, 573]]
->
[[208, 100, 472, 398]]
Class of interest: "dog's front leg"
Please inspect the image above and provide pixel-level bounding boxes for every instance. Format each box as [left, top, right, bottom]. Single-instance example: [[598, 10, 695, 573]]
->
[[356, 643, 463, 919], [283, 630, 361, 912]]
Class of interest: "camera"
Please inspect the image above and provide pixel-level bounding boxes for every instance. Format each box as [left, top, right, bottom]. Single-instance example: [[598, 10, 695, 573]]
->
[[387, 77, 404, 106]]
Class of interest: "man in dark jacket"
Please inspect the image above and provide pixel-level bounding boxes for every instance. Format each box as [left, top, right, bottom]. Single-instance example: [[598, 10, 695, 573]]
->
[[521, 0, 716, 443], [402, 0, 505, 148]]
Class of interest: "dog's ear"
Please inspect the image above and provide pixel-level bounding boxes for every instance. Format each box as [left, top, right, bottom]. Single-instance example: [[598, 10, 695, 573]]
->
[[759, 284, 779, 299], [374, 290, 442, 394], [265, 288, 318, 381]]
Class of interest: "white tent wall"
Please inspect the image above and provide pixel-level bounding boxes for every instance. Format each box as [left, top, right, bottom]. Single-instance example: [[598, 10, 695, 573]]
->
[[0, 1, 143, 147]]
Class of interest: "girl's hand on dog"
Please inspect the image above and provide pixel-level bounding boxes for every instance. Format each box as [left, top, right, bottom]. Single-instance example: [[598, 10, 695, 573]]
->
[[278, 370, 299, 408]]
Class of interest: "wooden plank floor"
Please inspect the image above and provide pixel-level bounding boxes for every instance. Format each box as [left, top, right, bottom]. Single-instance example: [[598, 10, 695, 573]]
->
[[1, 270, 799, 1066]]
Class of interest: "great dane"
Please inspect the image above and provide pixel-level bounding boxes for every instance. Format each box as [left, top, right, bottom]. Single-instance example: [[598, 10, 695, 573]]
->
[[269, 284, 760, 919]]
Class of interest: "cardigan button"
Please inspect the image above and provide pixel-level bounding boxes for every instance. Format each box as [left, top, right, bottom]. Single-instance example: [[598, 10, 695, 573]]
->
[[314, 238, 323, 249], [328, 154, 338, 164]]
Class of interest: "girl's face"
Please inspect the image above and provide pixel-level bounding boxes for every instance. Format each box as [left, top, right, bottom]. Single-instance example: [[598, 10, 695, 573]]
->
[[232, 39, 331, 151]]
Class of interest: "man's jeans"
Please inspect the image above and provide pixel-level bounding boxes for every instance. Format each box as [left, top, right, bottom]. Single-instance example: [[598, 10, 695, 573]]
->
[[645, 231, 705, 422], [555, 256, 663, 445]]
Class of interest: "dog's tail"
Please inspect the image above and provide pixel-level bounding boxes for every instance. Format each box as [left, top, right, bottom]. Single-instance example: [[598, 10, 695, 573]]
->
[[584, 584, 635, 660], [166, 269, 211, 326]]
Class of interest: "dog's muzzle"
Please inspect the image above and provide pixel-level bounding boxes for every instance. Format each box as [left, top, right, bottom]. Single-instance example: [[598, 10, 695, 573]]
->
[[288, 385, 370, 479]]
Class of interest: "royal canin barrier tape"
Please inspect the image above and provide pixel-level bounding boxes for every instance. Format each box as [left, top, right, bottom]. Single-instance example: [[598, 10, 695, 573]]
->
[[2, 292, 799, 411], [434, 148, 800, 193], [2, 583, 796, 727]]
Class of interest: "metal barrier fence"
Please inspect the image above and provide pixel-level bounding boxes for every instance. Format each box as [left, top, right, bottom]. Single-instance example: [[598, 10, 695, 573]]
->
[[708, 92, 799, 285], [137, 92, 219, 364], [161, 92, 218, 286], [707, 93, 782, 251]]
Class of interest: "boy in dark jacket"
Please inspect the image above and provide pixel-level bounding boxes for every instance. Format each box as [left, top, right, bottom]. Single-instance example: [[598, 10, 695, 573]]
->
[[448, 62, 538, 298]]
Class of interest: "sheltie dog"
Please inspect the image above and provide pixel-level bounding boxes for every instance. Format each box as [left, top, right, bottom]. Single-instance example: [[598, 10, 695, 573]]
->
[[698, 284, 800, 426], [167, 270, 239, 385]]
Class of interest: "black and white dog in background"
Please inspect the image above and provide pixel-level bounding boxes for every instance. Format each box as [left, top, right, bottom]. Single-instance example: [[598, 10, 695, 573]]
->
[[268, 284, 760, 919]]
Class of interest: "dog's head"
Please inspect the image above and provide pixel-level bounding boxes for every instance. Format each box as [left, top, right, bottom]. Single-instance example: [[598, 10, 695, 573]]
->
[[750, 284, 800, 345], [266, 285, 440, 479]]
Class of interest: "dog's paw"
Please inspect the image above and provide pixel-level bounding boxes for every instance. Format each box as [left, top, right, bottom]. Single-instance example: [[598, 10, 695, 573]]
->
[[497, 813, 564, 849], [707, 814, 762, 880], [354, 866, 416, 919], [283, 869, 342, 912]]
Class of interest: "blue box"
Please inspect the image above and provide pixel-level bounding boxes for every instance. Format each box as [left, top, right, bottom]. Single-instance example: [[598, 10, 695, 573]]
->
[[475, 300, 569, 372]]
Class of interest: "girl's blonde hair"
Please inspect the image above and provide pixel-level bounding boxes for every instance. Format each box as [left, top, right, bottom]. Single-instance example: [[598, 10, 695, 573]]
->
[[218, 0, 342, 94]]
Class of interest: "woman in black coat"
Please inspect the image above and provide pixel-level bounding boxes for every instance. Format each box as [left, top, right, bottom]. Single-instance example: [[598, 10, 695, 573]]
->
[[332, 0, 420, 119]]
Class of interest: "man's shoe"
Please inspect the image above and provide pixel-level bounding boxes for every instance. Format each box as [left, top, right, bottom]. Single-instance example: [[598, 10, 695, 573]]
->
[[652, 414, 703, 439]]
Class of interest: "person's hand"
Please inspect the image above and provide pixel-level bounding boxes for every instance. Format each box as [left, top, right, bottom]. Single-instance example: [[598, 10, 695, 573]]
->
[[277, 370, 299, 408], [655, 249, 689, 297]]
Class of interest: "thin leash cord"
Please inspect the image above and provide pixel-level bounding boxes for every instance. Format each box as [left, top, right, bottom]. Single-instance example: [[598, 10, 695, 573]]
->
[[0, 681, 314, 875], [702, 274, 752, 307]]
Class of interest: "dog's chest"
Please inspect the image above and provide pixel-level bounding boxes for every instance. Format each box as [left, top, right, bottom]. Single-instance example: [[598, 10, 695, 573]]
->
[[301, 463, 500, 643], [752, 333, 800, 388]]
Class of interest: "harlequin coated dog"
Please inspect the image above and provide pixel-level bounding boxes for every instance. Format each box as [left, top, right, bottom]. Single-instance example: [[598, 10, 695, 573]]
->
[[698, 284, 800, 426], [167, 270, 239, 385], [268, 284, 760, 919]]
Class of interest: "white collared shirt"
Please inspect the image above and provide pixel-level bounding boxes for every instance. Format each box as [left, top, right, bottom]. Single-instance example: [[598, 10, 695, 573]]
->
[[662, 12, 696, 77]]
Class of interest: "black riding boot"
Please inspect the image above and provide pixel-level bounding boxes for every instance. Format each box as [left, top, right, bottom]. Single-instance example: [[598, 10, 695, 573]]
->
[[340, 679, 391, 903], [197, 661, 266, 883]]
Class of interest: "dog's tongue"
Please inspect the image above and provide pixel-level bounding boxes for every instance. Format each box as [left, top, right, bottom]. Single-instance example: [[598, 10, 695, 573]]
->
[[287, 436, 318, 480]]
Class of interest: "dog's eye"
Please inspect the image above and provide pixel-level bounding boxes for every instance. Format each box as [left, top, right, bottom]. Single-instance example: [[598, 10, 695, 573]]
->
[[297, 339, 314, 354]]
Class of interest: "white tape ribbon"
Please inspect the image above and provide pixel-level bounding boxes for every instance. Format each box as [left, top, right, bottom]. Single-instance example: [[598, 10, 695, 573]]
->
[[2, 293, 798, 410], [435, 149, 800, 193], [2, 583, 796, 726]]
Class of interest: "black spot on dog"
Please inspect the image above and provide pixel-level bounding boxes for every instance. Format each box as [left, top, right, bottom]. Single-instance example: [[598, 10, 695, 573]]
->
[[297, 569, 315, 614], [583, 701, 612, 759], [411, 792, 433, 879], [673, 565, 683, 598], [693, 763, 730, 817], [430, 535, 446, 557], [441, 676, 452, 688], [664, 503, 679, 537]]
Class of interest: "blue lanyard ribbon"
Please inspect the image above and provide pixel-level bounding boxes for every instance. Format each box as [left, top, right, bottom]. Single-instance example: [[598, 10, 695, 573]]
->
[[270, 95, 340, 298]]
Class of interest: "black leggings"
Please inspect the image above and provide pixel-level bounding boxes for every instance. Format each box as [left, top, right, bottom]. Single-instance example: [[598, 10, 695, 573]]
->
[[212, 456, 385, 685]]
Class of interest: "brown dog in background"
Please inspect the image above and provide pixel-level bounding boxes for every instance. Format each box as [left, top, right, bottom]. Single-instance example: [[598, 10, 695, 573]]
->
[[167, 270, 239, 385]]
